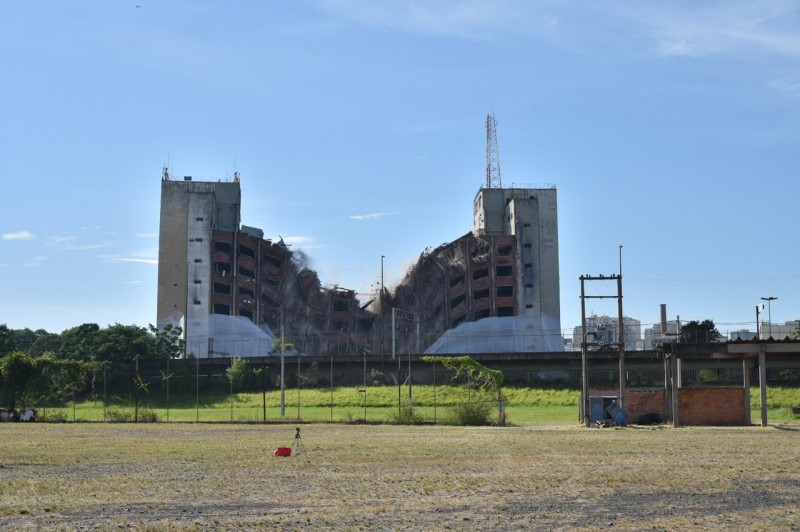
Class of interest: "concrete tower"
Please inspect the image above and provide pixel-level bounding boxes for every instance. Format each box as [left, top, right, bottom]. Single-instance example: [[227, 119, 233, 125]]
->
[[473, 185, 561, 347], [156, 169, 241, 335]]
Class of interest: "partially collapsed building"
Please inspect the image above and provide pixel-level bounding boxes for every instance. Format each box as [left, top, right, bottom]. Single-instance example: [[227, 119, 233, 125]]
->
[[388, 186, 562, 353], [156, 169, 374, 357], [157, 142, 562, 356]]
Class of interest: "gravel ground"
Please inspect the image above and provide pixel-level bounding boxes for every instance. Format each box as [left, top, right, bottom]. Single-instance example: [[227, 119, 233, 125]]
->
[[1, 423, 798, 530]]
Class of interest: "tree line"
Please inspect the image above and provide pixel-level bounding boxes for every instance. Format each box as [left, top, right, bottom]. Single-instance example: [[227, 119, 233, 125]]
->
[[0, 322, 184, 412]]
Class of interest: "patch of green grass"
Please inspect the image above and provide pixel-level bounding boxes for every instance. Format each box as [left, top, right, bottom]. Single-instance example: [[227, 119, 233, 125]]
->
[[32, 385, 800, 424]]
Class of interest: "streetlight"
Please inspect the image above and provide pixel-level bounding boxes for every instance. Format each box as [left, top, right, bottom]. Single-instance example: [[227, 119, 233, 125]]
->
[[760, 297, 777, 339]]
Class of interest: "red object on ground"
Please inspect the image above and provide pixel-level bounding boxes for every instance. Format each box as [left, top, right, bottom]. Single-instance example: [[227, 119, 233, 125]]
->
[[274, 447, 292, 457]]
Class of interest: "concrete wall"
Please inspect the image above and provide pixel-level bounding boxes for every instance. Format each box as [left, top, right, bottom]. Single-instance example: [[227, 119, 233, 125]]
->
[[157, 181, 190, 327], [678, 387, 747, 426]]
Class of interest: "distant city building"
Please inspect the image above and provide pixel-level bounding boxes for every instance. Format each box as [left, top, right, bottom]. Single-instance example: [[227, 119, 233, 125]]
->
[[643, 320, 680, 349], [759, 320, 800, 340], [572, 314, 642, 351], [729, 329, 757, 341]]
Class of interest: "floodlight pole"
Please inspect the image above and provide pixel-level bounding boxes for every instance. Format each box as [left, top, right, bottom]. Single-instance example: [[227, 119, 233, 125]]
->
[[280, 306, 285, 418], [760, 297, 777, 338]]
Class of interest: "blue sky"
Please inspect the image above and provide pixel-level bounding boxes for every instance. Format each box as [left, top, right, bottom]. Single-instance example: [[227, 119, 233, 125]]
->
[[1, 1, 798, 337]]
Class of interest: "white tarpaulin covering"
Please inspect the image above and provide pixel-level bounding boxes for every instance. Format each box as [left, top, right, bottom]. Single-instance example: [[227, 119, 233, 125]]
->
[[424, 316, 563, 354], [186, 314, 277, 358]]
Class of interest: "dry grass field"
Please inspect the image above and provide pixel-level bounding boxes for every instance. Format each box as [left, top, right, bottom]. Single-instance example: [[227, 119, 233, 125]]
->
[[1, 422, 799, 530]]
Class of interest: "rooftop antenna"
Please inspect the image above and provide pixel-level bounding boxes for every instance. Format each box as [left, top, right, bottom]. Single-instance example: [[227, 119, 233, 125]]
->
[[486, 113, 502, 189]]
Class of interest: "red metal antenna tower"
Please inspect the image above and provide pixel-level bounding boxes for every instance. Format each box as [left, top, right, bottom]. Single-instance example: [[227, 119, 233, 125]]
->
[[485, 113, 502, 189]]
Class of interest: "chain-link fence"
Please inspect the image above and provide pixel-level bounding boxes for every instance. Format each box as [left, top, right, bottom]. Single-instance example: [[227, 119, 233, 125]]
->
[[5, 356, 798, 423]]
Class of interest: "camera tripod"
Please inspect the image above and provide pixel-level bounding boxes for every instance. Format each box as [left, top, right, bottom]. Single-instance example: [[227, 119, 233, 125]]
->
[[291, 427, 306, 455]]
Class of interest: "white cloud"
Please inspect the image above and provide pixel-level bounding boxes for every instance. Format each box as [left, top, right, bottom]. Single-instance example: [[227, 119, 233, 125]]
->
[[768, 78, 800, 97], [101, 256, 159, 265], [24, 256, 49, 267], [134, 232, 159, 238], [48, 234, 112, 251], [49, 235, 76, 244], [621, 2, 800, 59], [348, 212, 392, 221], [100, 248, 158, 265], [317, 0, 526, 38], [2, 230, 34, 241]]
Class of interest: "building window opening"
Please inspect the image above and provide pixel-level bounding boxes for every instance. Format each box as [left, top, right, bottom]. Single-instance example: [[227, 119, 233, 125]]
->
[[498, 306, 514, 317], [239, 245, 255, 259], [238, 266, 255, 279], [473, 288, 490, 301], [497, 245, 512, 256], [239, 286, 255, 298], [450, 293, 466, 309], [214, 262, 230, 276], [238, 308, 253, 320], [450, 274, 465, 287], [497, 286, 513, 298], [474, 308, 491, 320], [214, 304, 231, 315], [213, 283, 231, 295], [496, 265, 513, 277], [472, 268, 489, 281], [214, 241, 232, 253]]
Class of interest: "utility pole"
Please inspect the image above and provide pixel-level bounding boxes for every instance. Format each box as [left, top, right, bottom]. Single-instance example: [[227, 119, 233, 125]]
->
[[579, 270, 626, 427]]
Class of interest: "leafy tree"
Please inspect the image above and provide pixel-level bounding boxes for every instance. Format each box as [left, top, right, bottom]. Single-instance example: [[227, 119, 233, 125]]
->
[[680, 319, 722, 343], [148, 324, 185, 359], [94, 324, 152, 364], [9, 328, 39, 354], [421, 355, 505, 426], [0, 352, 39, 410], [226, 357, 247, 390], [29, 333, 62, 358], [58, 323, 100, 361], [35, 356, 94, 408], [0, 325, 14, 357]]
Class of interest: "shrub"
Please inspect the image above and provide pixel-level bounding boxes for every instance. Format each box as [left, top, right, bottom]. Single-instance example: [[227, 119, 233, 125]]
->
[[106, 408, 134, 422], [389, 405, 424, 425], [41, 410, 67, 423], [105, 408, 159, 422], [445, 401, 492, 426], [370, 368, 385, 386], [137, 409, 159, 422]]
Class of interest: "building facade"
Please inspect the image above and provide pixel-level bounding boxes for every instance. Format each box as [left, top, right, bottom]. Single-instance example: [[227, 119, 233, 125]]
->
[[390, 185, 562, 353], [156, 170, 374, 357]]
